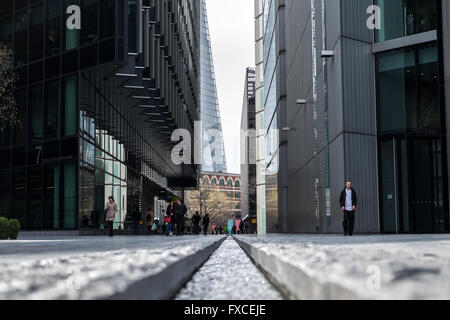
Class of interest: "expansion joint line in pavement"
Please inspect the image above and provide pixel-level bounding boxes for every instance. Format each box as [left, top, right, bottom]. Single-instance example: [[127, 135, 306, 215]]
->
[[175, 236, 285, 300]]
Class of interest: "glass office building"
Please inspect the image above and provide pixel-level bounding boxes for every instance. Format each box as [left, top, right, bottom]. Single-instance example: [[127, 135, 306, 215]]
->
[[0, 0, 200, 231], [256, 0, 449, 234], [199, 0, 227, 173]]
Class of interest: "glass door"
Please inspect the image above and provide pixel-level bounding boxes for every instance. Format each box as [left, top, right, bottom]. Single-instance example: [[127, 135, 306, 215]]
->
[[409, 138, 445, 233], [380, 137, 446, 233]]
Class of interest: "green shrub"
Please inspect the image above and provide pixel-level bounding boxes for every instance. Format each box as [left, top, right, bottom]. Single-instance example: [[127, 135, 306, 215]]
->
[[8, 219, 20, 240], [0, 217, 9, 240]]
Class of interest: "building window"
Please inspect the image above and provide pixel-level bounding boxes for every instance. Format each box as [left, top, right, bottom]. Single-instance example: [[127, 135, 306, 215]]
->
[[81, 0, 99, 46], [63, 162, 77, 229], [14, 10, 28, 67], [46, 0, 61, 57], [375, 0, 438, 42], [29, 84, 44, 142], [376, 42, 440, 134], [63, 76, 78, 136], [45, 81, 60, 139], [29, 3, 44, 62]]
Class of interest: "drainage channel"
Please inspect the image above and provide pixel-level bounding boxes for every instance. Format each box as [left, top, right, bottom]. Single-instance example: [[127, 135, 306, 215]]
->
[[175, 237, 284, 300]]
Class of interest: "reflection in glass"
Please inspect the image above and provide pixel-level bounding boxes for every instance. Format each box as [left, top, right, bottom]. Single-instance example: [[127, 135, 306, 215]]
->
[[376, 43, 440, 134], [81, 0, 99, 46], [14, 10, 28, 67], [375, 0, 438, 42], [43, 166, 59, 229], [45, 81, 59, 139], [63, 162, 77, 229], [63, 76, 78, 136], [30, 84, 44, 142], [13, 169, 26, 228], [46, 0, 61, 56], [0, 170, 11, 218], [29, 3, 44, 62], [28, 167, 43, 229]]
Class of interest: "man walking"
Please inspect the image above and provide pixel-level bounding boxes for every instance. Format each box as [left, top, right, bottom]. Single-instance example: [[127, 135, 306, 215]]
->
[[175, 199, 187, 236], [202, 213, 210, 236], [339, 181, 357, 236], [192, 211, 201, 235]]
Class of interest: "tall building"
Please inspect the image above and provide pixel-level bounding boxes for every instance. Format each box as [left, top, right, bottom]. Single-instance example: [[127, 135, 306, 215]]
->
[[199, 0, 227, 173], [257, 0, 450, 234], [240, 67, 257, 234], [254, 0, 267, 235], [0, 0, 200, 231]]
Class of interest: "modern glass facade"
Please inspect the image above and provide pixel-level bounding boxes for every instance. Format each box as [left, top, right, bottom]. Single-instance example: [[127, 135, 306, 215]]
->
[[376, 1, 448, 233], [240, 68, 257, 234], [0, 0, 200, 231], [254, 0, 266, 235], [254, 0, 449, 234], [200, 0, 227, 174], [262, 0, 281, 233]]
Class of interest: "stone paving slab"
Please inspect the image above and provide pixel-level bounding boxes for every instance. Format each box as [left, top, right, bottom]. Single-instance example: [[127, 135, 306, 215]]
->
[[0, 235, 225, 300], [234, 234, 450, 300], [176, 237, 283, 300]]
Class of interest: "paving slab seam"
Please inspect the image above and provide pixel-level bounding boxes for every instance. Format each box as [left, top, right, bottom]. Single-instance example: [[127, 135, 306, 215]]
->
[[107, 236, 227, 300], [233, 236, 363, 300]]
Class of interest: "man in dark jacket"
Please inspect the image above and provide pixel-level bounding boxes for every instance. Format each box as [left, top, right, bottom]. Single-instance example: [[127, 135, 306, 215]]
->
[[175, 199, 187, 236], [192, 211, 201, 235], [239, 220, 244, 234], [339, 181, 358, 236], [202, 213, 210, 236]]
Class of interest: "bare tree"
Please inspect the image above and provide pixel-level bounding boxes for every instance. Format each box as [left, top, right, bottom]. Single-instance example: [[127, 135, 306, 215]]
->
[[186, 180, 234, 228], [0, 44, 19, 132]]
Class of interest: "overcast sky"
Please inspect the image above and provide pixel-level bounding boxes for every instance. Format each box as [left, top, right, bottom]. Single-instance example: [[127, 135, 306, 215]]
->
[[205, 0, 255, 174]]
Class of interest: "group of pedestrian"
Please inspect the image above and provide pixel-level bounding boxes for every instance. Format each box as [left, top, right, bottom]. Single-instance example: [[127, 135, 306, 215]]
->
[[103, 181, 358, 238], [190, 211, 210, 236], [164, 199, 188, 236]]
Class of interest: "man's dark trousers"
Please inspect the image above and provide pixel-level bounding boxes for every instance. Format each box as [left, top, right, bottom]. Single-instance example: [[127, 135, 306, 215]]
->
[[343, 211, 355, 235], [176, 217, 184, 235]]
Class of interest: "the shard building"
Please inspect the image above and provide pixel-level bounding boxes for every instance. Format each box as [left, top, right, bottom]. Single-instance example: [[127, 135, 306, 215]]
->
[[200, 0, 227, 173]]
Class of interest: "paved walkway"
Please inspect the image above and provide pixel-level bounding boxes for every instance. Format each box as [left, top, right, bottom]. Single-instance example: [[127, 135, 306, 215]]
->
[[234, 234, 450, 300], [0, 236, 224, 300], [176, 237, 283, 300]]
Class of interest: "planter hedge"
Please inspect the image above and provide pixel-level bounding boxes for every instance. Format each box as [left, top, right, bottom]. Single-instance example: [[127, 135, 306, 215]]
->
[[8, 219, 20, 240], [0, 217, 21, 240]]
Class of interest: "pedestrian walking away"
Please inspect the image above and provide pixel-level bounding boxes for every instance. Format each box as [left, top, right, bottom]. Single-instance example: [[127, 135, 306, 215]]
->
[[175, 199, 188, 236], [202, 213, 210, 236], [104, 196, 118, 237], [339, 181, 358, 236], [192, 211, 201, 235], [239, 220, 244, 234]]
